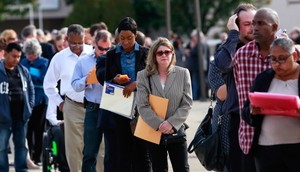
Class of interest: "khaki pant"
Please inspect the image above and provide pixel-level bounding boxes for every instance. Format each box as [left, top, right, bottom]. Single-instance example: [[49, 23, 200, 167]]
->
[[63, 98, 104, 172]]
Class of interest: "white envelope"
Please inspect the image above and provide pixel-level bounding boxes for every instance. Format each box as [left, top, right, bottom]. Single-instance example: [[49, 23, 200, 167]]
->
[[99, 82, 134, 119]]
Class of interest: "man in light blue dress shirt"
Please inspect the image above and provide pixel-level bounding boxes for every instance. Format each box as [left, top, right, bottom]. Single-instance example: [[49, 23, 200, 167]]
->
[[71, 30, 112, 172]]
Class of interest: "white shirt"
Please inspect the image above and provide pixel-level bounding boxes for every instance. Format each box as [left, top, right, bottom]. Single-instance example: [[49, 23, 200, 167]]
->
[[46, 99, 60, 126], [259, 78, 300, 145], [43, 45, 93, 106]]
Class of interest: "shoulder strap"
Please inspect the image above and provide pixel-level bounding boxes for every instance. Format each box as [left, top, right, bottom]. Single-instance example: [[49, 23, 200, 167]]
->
[[211, 90, 223, 126], [148, 76, 152, 93]]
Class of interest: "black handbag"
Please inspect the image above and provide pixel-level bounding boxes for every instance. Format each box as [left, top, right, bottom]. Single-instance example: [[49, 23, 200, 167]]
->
[[187, 98, 226, 171], [160, 123, 189, 146], [130, 106, 139, 134]]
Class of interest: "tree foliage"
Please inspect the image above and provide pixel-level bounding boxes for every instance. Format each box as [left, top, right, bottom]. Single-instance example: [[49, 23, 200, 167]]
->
[[64, 0, 135, 31], [0, 0, 271, 35], [63, 0, 271, 35], [0, 0, 37, 20]]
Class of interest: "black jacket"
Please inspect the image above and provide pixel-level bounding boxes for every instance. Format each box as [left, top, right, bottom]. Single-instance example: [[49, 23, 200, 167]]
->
[[242, 68, 300, 152], [96, 44, 148, 128]]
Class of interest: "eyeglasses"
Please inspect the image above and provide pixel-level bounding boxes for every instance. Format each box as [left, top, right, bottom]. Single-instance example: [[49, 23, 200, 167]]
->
[[268, 53, 292, 64], [156, 50, 172, 57], [69, 42, 84, 47], [97, 45, 110, 51]]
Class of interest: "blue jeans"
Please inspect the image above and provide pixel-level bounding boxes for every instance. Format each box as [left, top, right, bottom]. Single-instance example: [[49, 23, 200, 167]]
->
[[0, 120, 28, 172], [191, 71, 200, 100], [82, 105, 103, 172]]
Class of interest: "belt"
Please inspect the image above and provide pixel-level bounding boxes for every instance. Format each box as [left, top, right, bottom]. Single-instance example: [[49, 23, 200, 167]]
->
[[65, 96, 84, 107], [85, 100, 100, 108]]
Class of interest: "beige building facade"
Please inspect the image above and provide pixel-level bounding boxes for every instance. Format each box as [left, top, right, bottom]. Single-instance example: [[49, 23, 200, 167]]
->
[[264, 0, 300, 32], [0, 0, 72, 34]]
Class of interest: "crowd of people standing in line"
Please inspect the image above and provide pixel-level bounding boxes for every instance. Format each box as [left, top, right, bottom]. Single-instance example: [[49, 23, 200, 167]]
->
[[211, 3, 300, 172], [2, 3, 300, 172], [0, 15, 196, 172]]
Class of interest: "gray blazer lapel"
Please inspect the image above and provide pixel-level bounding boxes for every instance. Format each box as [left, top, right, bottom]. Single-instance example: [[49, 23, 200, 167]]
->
[[164, 69, 176, 95], [151, 74, 165, 97]]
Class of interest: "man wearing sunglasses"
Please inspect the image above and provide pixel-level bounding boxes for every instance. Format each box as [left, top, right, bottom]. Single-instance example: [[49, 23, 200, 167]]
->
[[71, 29, 112, 172]]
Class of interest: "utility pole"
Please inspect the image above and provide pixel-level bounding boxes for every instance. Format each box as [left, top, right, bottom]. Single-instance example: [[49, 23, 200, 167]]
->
[[38, 2, 43, 30], [166, 0, 171, 38], [194, 0, 206, 100]]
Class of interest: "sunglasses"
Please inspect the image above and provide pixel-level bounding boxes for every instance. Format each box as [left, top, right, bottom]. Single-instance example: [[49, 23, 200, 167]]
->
[[156, 50, 172, 56], [97, 45, 110, 51]]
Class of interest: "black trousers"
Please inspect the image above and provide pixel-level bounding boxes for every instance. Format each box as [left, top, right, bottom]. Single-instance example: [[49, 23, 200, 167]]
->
[[99, 110, 151, 172], [147, 140, 189, 172], [255, 143, 300, 172], [115, 116, 152, 172], [132, 137, 152, 172], [228, 113, 256, 172], [27, 103, 47, 163]]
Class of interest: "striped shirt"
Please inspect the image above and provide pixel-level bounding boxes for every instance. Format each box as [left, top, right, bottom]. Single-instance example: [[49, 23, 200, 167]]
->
[[233, 40, 271, 154]]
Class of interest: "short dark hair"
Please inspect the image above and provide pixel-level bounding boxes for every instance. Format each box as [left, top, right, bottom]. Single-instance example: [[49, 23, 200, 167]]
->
[[136, 31, 145, 45], [67, 24, 85, 37], [117, 17, 137, 35], [5, 42, 22, 53], [99, 22, 108, 31], [22, 25, 36, 38], [89, 22, 108, 37], [55, 34, 65, 41], [234, 3, 256, 28], [94, 30, 112, 43]]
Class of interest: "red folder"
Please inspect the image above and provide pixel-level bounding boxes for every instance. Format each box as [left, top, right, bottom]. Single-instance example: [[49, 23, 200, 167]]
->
[[248, 92, 300, 117]]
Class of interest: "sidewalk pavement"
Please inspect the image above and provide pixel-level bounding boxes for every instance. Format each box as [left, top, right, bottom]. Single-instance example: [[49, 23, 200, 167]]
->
[[9, 100, 211, 172]]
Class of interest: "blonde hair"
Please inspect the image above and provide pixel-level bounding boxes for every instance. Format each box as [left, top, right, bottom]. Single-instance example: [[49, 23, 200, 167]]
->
[[1, 29, 18, 43], [146, 37, 176, 76]]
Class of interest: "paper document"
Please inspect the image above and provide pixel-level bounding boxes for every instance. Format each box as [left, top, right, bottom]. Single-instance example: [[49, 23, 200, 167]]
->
[[248, 92, 300, 117], [29, 67, 41, 77], [100, 82, 134, 118], [134, 94, 169, 144], [86, 66, 98, 85]]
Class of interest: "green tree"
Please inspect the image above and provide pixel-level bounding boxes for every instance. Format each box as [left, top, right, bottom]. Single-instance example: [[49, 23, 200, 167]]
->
[[64, 0, 135, 31], [0, 0, 36, 20], [133, 0, 162, 34], [65, 0, 271, 35], [133, 0, 271, 35]]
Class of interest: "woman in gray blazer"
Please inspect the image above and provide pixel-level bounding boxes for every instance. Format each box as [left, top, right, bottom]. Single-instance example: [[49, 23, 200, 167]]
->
[[136, 37, 193, 172]]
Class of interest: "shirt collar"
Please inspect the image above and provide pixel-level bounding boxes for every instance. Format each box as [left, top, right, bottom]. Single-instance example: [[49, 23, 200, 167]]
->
[[65, 44, 93, 57], [116, 42, 139, 53]]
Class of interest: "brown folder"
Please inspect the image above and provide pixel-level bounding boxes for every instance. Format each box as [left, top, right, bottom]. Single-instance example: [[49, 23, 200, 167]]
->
[[134, 94, 169, 144], [87, 66, 98, 85]]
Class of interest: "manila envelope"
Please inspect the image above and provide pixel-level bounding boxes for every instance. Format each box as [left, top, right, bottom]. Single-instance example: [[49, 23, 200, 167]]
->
[[134, 94, 169, 144], [87, 66, 98, 85]]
